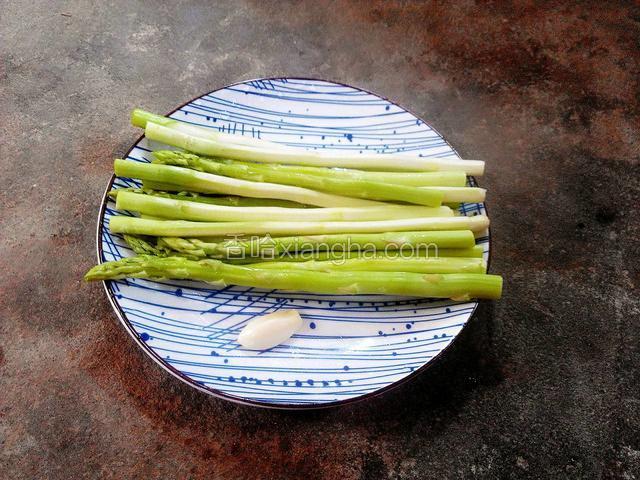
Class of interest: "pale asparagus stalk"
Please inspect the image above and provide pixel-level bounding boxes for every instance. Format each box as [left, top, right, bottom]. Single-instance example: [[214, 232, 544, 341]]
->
[[152, 153, 468, 186], [152, 230, 476, 257], [144, 121, 485, 174], [123, 234, 484, 261], [109, 215, 490, 237], [114, 159, 381, 208], [150, 151, 446, 206], [210, 248, 487, 263], [109, 188, 310, 208], [223, 247, 486, 263], [131, 108, 297, 150], [115, 191, 452, 223], [245, 256, 487, 274]]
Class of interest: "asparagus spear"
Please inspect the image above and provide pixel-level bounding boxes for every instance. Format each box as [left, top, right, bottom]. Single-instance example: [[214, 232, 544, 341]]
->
[[123, 235, 483, 261], [109, 215, 490, 237], [153, 152, 467, 186], [133, 112, 484, 180], [145, 172, 482, 204], [114, 159, 381, 208], [144, 121, 485, 174], [84, 255, 503, 300], [131, 108, 297, 151], [138, 180, 307, 204], [137, 180, 314, 208], [152, 230, 477, 258], [138, 180, 308, 203], [127, 183, 483, 208], [151, 151, 446, 206], [109, 188, 310, 208], [245, 256, 487, 274], [227, 247, 486, 263], [116, 191, 453, 223]]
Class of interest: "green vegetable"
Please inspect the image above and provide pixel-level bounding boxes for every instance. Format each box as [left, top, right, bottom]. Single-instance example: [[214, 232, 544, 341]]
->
[[109, 188, 309, 208], [115, 191, 452, 223], [114, 159, 379, 208], [138, 180, 311, 204], [131, 108, 292, 151], [153, 152, 467, 186], [153, 230, 476, 258], [245, 256, 487, 274], [144, 121, 485, 174], [152, 151, 445, 206], [109, 215, 490, 237], [231, 248, 485, 263], [225, 249, 485, 264], [83, 110, 501, 303], [84, 255, 503, 300], [123, 235, 483, 261]]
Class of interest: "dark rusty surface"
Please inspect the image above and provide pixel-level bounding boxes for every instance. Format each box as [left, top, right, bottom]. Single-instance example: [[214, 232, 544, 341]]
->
[[2, 1, 640, 478]]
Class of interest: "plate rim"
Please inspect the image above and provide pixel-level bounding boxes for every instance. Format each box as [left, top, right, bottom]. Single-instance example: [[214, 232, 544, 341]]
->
[[95, 76, 491, 410]]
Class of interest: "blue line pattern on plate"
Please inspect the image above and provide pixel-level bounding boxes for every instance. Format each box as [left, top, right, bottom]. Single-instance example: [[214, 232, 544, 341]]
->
[[100, 78, 488, 406]]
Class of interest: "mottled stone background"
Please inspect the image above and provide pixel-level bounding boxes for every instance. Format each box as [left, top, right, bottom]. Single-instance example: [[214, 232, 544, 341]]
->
[[1, 1, 639, 478]]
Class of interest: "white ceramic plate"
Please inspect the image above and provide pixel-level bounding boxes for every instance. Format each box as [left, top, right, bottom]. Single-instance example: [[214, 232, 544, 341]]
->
[[97, 77, 489, 409]]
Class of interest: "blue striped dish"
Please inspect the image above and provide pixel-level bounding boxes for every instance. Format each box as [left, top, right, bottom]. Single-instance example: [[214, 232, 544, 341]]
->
[[97, 78, 489, 409]]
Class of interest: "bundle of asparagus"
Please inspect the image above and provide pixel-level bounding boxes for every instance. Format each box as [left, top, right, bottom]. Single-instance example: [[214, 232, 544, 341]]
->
[[85, 109, 502, 301]]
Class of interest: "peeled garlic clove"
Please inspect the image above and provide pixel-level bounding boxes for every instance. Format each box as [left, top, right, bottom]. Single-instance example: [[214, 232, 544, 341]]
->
[[238, 310, 303, 350]]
